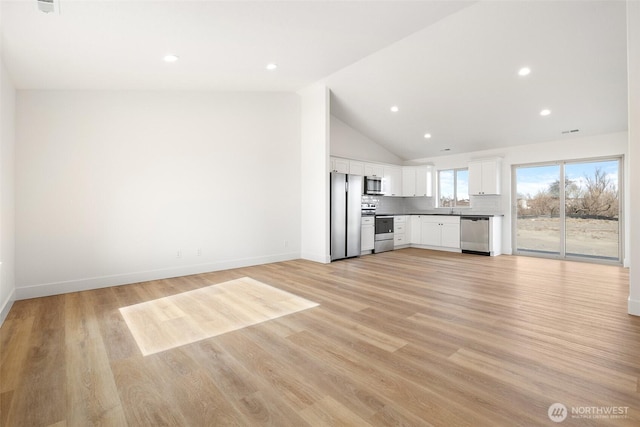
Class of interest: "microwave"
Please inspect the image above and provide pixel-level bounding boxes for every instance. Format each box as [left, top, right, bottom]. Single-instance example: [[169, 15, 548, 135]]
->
[[364, 176, 383, 195]]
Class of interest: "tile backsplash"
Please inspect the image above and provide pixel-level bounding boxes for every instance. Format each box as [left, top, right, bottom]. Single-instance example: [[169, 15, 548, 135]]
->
[[403, 197, 435, 213], [468, 195, 503, 213], [375, 196, 404, 214], [362, 195, 503, 215]]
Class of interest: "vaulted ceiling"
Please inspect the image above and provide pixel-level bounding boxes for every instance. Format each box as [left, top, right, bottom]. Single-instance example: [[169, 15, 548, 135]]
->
[[1, 1, 628, 160]]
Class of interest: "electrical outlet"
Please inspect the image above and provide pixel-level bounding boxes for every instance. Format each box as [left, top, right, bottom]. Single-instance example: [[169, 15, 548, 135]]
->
[[284, 240, 288, 248], [197, 248, 202, 256]]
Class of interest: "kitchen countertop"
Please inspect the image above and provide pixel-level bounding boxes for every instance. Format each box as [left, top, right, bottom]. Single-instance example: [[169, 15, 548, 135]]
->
[[375, 213, 504, 217]]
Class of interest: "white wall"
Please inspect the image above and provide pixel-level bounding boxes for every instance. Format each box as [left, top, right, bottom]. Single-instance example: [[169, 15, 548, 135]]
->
[[330, 115, 403, 165], [410, 131, 629, 257], [300, 84, 330, 263], [15, 91, 301, 299], [0, 53, 16, 323], [627, 0, 640, 316]]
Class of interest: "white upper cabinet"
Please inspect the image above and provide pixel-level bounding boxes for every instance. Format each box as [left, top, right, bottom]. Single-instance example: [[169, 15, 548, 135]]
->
[[330, 157, 434, 198], [330, 157, 350, 174], [402, 167, 417, 196], [468, 159, 501, 195], [329, 157, 369, 176], [402, 165, 432, 197], [468, 161, 482, 195], [364, 163, 384, 177], [415, 166, 433, 197], [383, 166, 402, 197], [349, 160, 365, 176]]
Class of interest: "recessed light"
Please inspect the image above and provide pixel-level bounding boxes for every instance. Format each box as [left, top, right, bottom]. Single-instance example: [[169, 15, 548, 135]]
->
[[266, 63, 278, 71], [390, 105, 399, 113], [424, 133, 432, 139], [163, 54, 179, 63], [540, 109, 551, 116], [518, 67, 531, 76]]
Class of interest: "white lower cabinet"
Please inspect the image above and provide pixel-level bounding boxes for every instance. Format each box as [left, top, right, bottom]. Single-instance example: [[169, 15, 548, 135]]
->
[[361, 217, 375, 252], [489, 216, 503, 256], [410, 216, 422, 244], [440, 221, 461, 249], [410, 215, 461, 249], [394, 216, 409, 247], [399, 215, 503, 253], [420, 219, 441, 246]]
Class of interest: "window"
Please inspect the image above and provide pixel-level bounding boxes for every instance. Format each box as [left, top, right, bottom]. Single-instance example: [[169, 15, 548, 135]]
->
[[438, 168, 469, 207]]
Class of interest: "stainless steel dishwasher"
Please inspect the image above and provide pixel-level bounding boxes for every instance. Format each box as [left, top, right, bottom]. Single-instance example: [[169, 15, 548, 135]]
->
[[460, 216, 490, 255]]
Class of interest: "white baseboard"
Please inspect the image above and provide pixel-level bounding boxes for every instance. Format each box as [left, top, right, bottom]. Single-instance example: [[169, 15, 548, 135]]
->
[[629, 296, 640, 316], [409, 244, 462, 253], [0, 289, 15, 326], [301, 252, 331, 264], [15, 252, 300, 300]]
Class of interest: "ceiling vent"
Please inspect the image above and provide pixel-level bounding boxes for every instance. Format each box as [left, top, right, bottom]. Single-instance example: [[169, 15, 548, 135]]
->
[[37, 0, 59, 14], [561, 129, 580, 134]]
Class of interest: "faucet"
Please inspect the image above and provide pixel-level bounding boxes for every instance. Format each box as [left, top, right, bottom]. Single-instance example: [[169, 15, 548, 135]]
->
[[450, 208, 454, 215]]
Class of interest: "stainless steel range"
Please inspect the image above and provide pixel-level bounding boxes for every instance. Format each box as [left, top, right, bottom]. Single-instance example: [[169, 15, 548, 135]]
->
[[374, 216, 394, 253], [361, 203, 376, 217]]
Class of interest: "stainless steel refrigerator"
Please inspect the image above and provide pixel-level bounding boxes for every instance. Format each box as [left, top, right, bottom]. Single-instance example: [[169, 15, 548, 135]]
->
[[330, 172, 362, 261]]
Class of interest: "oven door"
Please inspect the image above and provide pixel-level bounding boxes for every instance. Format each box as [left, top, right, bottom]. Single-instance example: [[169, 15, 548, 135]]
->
[[374, 216, 394, 253], [375, 216, 394, 238]]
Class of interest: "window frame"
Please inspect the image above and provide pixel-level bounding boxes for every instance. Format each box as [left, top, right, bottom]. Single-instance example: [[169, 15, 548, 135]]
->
[[437, 167, 469, 208]]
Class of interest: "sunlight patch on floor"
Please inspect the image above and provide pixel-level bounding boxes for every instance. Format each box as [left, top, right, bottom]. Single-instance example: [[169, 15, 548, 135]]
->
[[119, 277, 318, 355]]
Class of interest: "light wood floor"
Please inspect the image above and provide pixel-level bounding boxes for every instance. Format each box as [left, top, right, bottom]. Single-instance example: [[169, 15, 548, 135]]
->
[[1, 249, 639, 426], [119, 277, 318, 356]]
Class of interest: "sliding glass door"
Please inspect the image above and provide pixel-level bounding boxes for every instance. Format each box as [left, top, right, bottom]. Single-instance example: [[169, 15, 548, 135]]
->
[[515, 164, 562, 255], [514, 157, 621, 263], [564, 159, 620, 260]]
